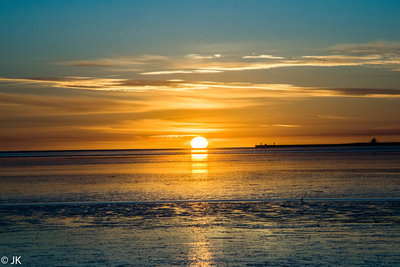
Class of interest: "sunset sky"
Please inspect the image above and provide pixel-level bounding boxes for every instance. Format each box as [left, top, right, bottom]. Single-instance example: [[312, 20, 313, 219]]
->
[[1, 0, 400, 150]]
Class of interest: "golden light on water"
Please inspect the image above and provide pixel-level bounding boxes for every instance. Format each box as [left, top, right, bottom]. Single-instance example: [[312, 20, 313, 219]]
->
[[186, 205, 215, 266], [191, 149, 208, 175], [191, 152, 208, 161], [191, 137, 208, 149]]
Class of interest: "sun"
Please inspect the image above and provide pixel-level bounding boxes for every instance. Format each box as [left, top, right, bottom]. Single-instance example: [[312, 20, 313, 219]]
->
[[191, 136, 208, 148]]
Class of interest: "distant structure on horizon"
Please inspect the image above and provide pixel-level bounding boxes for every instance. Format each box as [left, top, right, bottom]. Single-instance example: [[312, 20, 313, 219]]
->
[[254, 138, 382, 149], [255, 142, 268, 148]]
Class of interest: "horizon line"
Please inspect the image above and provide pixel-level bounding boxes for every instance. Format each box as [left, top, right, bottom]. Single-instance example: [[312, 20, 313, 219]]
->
[[1, 141, 399, 153]]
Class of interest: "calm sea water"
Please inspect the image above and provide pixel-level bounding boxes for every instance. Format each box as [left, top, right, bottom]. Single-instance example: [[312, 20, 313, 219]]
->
[[1, 145, 400, 265]]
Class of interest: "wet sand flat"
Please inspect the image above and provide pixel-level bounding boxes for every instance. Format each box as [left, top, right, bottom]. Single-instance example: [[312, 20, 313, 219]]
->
[[1, 201, 400, 266]]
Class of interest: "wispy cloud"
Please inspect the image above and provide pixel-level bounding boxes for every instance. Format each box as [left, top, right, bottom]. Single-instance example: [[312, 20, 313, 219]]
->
[[302, 55, 382, 60], [185, 53, 222, 59], [87, 119, 227, 134], [243, 54, 284, 59], [139, 49, 400, 75], [0, 76, 128, 90], [320, 88, 400, 97], [57, 55, 169, 67], [141, 69, 222, 75], [1, 76, 400, 98], [317, 115, 350, 120], [328, 41, 400, 56], [54, 41, 400, 76], [149, 134, 197, 138], [273, 124, 301, 128]]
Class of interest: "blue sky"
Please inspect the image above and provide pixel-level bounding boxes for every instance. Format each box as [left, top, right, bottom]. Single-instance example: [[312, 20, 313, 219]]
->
[[2, 0, 400, 74]]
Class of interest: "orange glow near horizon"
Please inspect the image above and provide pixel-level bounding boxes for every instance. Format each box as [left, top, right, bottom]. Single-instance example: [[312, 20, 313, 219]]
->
[[1, 76, 400, 151]]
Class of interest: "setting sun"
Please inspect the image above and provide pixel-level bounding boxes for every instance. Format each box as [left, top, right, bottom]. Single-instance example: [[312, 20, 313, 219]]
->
[[191, 136, 208, 148]]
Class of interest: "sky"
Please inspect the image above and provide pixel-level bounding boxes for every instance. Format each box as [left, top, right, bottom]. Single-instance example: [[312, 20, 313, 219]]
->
[[1, 0, 400, 150]]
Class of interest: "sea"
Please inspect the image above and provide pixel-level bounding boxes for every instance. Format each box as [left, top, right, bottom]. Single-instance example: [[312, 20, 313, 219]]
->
[[1, 145, 399, 266]]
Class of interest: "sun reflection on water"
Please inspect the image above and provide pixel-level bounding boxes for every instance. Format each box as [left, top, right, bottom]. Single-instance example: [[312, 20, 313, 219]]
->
[[191, 150, 208, 175], [186, 203, 215, 266], [188, 228, 214, 266]]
